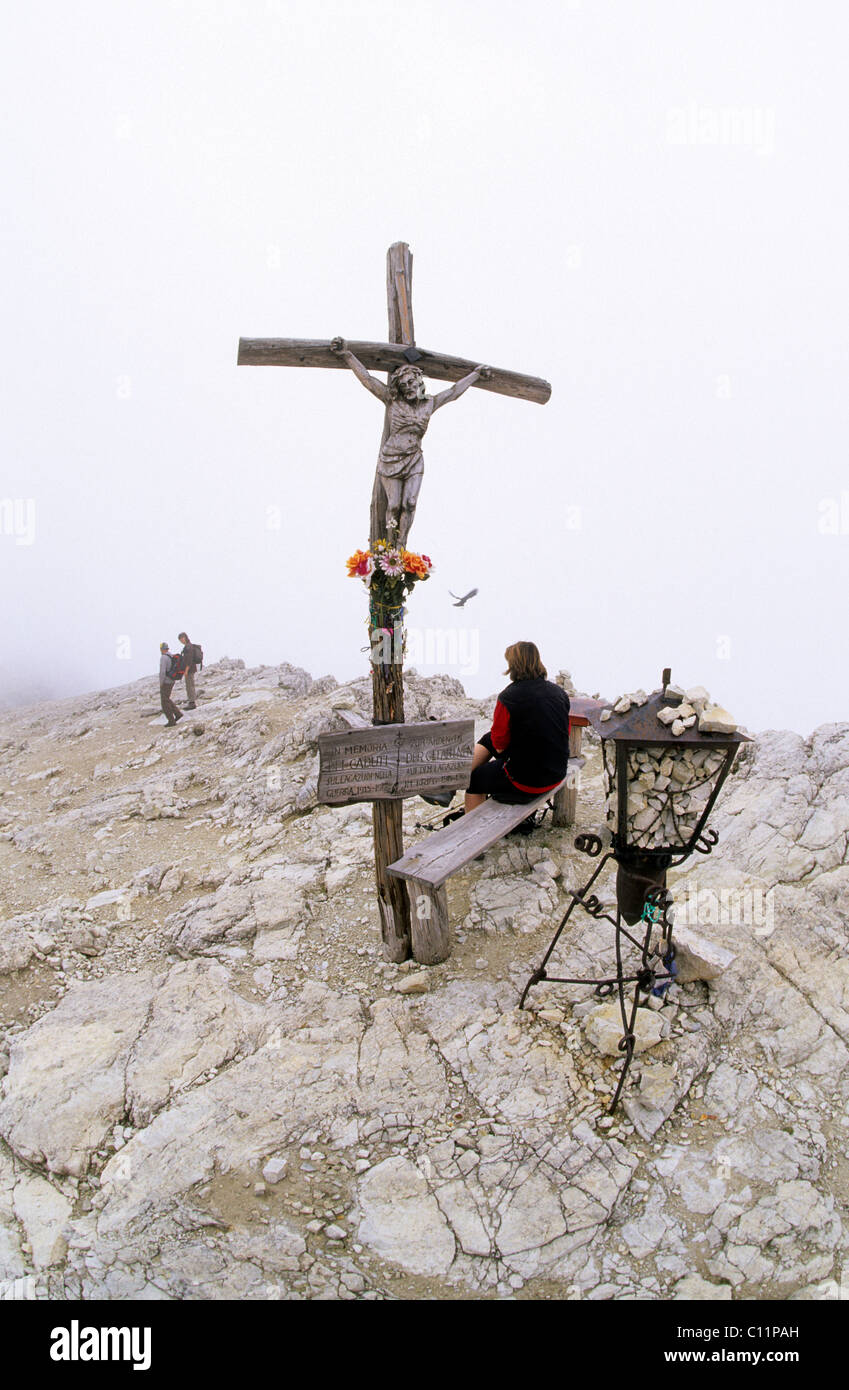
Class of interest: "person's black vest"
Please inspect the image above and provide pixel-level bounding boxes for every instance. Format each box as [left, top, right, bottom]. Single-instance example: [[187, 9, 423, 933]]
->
[[498, 678, 571, 787]]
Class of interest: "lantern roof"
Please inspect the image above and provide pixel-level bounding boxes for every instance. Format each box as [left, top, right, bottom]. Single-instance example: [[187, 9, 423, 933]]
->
[[586, 677, 752, 748]]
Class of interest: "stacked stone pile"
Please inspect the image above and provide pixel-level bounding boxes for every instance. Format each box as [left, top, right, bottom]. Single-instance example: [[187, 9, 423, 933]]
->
[[605, 746, 728, 849]]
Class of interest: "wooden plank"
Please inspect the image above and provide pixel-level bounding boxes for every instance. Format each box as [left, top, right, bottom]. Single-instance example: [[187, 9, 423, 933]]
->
[[387, 777, 567, 889], [387, 241, 414, 346], [317, 719, 474, 806], [317, 725, 396, 803], [396, 720, 475, 798], [237, 338, 551, 406], [409, 882, 451, 965]]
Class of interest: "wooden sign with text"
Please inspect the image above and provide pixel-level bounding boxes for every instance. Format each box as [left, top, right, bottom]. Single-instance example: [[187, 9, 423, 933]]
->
[[317, 719, 475, 807]]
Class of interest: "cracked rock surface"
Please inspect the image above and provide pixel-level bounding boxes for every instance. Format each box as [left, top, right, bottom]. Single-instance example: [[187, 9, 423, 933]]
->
[[0, 661, 848, 1300]]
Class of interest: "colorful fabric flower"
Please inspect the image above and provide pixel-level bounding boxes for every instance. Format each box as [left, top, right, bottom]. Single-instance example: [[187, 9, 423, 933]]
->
[[347, 543, 432, 593], [378, 548, 405, 577], [346, 549, 374, 578]]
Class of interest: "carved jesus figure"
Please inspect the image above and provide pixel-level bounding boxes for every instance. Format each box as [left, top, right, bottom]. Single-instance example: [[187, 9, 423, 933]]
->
[[331, 337, 490, 547]]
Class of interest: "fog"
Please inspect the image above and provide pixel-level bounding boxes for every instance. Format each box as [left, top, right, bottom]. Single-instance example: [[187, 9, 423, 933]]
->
[[3, 1, 847, 732]]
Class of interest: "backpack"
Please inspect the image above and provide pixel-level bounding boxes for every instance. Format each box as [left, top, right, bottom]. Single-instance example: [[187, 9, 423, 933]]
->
[[191, 643, 203, 669], [167, 654, 186, 681]]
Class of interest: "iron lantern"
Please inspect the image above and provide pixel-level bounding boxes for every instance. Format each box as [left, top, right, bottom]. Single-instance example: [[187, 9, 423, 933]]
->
[[520, 669, 751, 1113], [591, 669, 751, 924]]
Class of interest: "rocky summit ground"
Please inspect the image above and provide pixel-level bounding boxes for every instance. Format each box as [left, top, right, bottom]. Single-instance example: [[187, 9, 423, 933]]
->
[[0, 658, 847, 1302]]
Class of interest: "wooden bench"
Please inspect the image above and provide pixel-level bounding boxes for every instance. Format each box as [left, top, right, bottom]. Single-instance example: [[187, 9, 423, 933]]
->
[[387, 778, 568, 964], [386, 698, 600, 964]]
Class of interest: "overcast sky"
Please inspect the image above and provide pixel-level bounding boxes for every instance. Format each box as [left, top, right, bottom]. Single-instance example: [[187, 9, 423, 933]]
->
[[2, 1, 847, 733]]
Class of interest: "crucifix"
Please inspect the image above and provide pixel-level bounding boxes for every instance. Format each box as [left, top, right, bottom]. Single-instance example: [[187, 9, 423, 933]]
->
[[238, 242, 551, 963]]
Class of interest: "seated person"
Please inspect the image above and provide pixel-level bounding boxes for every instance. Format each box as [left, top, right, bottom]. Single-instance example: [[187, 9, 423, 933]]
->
[[465, 641, 571, 813]]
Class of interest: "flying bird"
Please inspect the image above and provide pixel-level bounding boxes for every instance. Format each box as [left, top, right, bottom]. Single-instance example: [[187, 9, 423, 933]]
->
[[449, 588, 478, 608]]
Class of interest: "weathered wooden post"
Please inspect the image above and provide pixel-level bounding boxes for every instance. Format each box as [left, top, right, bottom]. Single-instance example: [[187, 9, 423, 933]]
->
[[369, 244, 415, 961], [551, 698, 601, 828], [552, 723, 585, 827]]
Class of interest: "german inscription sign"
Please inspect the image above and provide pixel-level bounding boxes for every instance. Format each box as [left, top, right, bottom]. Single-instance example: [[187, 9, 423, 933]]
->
[[317, 719, 475, 806]]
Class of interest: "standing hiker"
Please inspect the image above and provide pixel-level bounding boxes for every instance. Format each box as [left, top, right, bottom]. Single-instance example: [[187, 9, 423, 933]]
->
[[178, 631, 203, 710], [159, 642, 183, 726]]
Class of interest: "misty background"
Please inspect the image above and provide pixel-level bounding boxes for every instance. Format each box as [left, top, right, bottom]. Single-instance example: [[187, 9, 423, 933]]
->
[[2, 1, 847, 733]]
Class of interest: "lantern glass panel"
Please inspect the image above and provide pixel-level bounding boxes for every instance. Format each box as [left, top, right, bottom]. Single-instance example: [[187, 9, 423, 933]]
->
[[602, 740, 729, 851]]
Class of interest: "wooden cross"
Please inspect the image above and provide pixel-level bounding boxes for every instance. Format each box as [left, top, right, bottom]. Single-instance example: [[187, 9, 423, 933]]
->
[[238, 242, 551, 962]]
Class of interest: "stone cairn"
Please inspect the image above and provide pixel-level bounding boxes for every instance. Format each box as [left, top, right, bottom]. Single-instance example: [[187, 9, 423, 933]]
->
[[600, 685, 740, 850]]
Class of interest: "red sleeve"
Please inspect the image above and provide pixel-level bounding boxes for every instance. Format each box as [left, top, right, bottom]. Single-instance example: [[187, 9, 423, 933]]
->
[[491, 699, 511, 753]]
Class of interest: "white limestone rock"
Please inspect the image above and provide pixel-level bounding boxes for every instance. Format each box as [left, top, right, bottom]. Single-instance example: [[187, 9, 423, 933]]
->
[[356, 1156, 455, 1275], [395, 972, 430, 995], [12, 1173, 72, 1269], [0, 917, 37, 976], [698, 706, 738, 735], [673, 1273, 732, 1300], [583, 1002, 664, 1056], [165, 877, 309, 957], [685, 687, 711, 713], [261, 1157, 288, 1185], [464, 870, 559, 936], [125, 960, 269, 1126], [0, 974, 157, 1176], [672, 925, 736, 983]]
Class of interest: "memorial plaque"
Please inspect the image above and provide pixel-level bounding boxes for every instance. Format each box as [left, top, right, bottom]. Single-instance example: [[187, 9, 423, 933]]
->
[[317, 719, 475, 806]]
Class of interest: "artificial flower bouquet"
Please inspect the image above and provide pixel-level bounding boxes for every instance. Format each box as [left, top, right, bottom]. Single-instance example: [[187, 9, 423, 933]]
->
[[346, 541, 433, 604]]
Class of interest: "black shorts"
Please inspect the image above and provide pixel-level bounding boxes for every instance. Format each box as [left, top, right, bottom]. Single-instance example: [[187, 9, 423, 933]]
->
[[468, 736, 539, 804]]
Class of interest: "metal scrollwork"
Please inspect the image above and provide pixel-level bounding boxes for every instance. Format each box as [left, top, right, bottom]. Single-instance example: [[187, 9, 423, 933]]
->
[[575, 833, 603, 857], [694, 827, 719, 854], [520, 849, 681, 1114]]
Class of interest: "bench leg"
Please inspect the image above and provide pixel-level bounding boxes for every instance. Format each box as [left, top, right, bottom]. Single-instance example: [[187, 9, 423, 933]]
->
[[409, 882, 452, 965], [553, 726, 583, 828]]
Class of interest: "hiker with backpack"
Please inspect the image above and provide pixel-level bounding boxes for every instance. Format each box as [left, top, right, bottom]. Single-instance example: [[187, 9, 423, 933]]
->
[[178, 632, 203, 710], [158, 642, 184, 726]]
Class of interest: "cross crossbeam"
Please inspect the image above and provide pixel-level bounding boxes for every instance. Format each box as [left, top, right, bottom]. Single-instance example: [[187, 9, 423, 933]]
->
[[237, 338, 551, 405]]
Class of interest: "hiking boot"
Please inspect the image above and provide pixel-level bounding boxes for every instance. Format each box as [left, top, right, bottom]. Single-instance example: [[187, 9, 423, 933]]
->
[[186, 703, 197, 709], [420, 792, 453, 808]]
